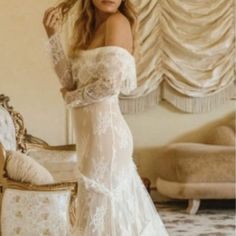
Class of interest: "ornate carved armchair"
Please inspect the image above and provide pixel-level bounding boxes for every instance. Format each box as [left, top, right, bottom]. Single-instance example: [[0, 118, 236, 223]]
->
[[0, 94, 78, 182], [0, 94, 79, 235]]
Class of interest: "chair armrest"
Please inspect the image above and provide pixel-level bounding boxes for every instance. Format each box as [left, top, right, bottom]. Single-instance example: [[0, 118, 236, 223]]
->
[[26, 142, 76, 151], [1, 178, 78, 232], [2, 178, 78, 194], [1, 179, 78, 236], [0, 143, 78, 229], [24, 133, 49, 147], [25, 134, 76, 151], [25, 146, 78, 174]]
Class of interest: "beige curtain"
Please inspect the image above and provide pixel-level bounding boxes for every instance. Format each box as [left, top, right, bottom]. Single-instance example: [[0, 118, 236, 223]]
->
[[63, 0, 236, 114]]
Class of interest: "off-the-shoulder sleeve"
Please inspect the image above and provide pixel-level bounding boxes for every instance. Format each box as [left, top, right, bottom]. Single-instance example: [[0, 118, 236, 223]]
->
[[64, 51, 127, 108], [44, 32, 76, 90]]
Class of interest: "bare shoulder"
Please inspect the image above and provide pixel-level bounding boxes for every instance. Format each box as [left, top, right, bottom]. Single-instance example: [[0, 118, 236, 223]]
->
[[105, 12, 133, 54], [107, 11, 130, 27]]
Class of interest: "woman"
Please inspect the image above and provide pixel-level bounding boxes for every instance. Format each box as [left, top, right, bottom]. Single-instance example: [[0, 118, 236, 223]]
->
[[43, 0, 169, 235]]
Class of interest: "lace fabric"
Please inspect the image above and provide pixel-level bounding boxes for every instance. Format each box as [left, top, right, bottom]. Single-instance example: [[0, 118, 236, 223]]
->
[[1, 189, 71, 236], [45, 33, 169, 236], [64, 50, 126, 108], [44, 32, 137, 109], [44, 32, 76, 90]]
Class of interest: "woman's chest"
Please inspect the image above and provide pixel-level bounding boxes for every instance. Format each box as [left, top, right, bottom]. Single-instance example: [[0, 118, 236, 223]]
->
[[70, 48, 134, 86]]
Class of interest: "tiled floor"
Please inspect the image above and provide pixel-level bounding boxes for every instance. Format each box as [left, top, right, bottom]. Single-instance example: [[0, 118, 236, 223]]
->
[[155, 200, 235, 236]]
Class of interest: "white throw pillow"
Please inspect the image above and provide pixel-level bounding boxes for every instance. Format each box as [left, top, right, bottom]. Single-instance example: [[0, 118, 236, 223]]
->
[[5, 150, 54, 185]]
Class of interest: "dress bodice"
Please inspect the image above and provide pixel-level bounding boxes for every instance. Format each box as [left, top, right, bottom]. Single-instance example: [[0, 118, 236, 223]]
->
[[70, 46, 137, 94]]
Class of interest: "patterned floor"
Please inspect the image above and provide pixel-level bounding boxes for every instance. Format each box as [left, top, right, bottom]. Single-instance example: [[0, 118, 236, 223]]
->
[[155, 200, 235, 236]]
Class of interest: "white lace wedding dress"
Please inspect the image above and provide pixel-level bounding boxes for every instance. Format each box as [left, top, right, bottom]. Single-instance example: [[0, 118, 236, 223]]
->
[[45, 32, 169, 236]]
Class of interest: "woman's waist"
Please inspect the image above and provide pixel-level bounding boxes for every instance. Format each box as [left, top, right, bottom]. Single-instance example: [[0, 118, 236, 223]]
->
[[72, 95, 120, 113]]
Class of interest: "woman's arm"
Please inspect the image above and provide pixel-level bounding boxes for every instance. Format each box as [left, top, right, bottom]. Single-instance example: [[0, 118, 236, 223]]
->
[[43, 6, 75, 90], [63, 13, 134, 108], [105, 13, 133, 54], [45, 32, 76, 90], [64, 51, 126, 108]]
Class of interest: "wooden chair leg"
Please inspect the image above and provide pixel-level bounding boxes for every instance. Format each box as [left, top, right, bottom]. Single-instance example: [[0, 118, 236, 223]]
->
[[186, 199, 200, 215]]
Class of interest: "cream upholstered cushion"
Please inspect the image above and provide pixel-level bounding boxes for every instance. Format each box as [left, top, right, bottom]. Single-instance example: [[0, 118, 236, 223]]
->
[[26, 149, 78, 182], [204, 118, 235, 146], [2, 151, 73, 236], [1, 189, 71, 236], [157, 143, 235, 183], [6, 150, 54, 185]]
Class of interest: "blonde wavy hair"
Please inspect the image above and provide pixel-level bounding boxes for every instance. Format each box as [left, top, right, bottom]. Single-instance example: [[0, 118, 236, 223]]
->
[[55, 0, 140, 60]]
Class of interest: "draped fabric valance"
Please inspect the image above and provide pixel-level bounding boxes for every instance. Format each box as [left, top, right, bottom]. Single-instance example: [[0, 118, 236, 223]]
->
[[62, 0, 236, 114]]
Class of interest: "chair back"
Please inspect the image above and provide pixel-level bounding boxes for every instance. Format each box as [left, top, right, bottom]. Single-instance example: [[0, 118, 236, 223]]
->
[[0, 94, 27, 152], [0, 106, 16, 151]]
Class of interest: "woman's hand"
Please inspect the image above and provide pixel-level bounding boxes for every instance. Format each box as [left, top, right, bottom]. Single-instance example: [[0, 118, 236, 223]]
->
[[43, 6, 63, 38]]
